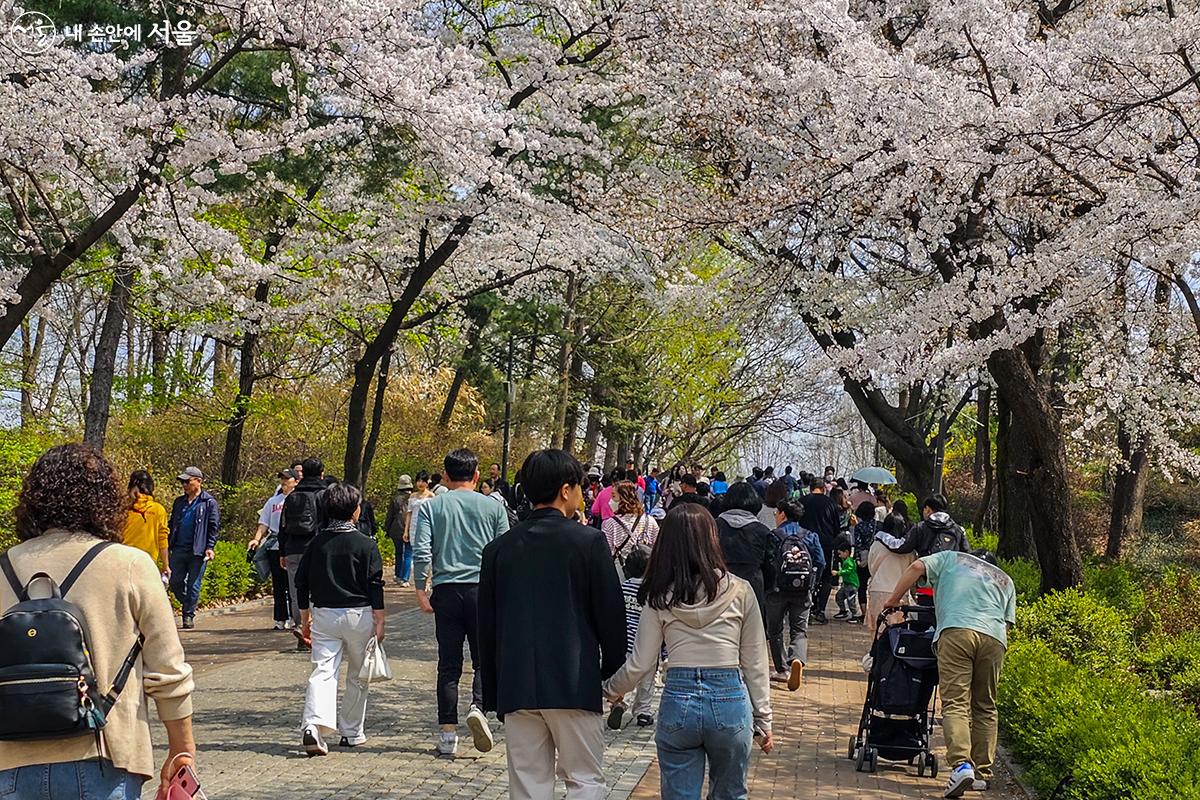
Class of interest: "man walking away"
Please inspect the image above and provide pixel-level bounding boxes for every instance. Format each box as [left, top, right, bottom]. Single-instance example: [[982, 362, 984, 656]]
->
[[886, 494, 970, 557], [280, 458, 328, 647], [885, 551, 1016, 798], [383, 474, 414, 587], [167, 466, 219, 629], [411, 448, 510, 756], [479, 449, 626, 800], [800, 477, 841, 624], [249, 468, 299, 630]]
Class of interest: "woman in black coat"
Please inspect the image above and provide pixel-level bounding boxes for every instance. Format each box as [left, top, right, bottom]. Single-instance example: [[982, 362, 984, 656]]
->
[[715, 481, 776, 626]]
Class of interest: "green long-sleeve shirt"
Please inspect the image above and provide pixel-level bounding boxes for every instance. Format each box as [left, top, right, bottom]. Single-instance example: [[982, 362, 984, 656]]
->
[[837, 555, 860, 588], [411, 488, 509, 587]]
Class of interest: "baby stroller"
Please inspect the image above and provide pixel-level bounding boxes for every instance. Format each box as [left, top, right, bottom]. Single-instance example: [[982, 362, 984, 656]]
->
[[847, 606, 940, 777]]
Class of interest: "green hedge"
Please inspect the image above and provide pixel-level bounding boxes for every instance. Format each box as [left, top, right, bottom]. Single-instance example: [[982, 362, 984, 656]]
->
[[999, 639, 1200, 800], [198, 541, 263, 606]]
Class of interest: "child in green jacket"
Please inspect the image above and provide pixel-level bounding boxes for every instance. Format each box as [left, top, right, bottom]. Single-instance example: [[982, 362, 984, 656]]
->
[[833, 543, 864, 623]]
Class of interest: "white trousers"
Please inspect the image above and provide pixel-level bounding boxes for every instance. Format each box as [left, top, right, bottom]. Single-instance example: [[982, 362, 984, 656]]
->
[[505, 709, 606, 800], [302, 606, 374, 743]]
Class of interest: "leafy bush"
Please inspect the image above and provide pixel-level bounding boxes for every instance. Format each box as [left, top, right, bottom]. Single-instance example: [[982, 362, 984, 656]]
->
[[999, 639, 1200, 800], [1135, 631, 1200, 713], [1016, 588, 1133, 673], [999, 557, 1041, 603], [0, 429, 54, 552], [1134, 568, 1200, 638], [198, 540, 263, 606], [1085, 560, 1149, 621]]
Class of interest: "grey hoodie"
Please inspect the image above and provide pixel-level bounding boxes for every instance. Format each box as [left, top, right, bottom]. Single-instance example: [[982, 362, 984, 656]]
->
[[603, 573, 773, 732]]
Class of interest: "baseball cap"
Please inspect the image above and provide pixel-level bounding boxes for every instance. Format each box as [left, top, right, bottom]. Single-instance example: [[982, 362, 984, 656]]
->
[[277, 468, 298, 480], [177, 466, 203, 481], [397, 474, 414, 490]]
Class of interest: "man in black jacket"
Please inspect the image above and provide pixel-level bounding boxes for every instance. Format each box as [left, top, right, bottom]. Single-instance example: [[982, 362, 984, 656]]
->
[[479, 449, 626, 800], [280, 457, 328, 645], [800, 477, 842, 623], [887, 494, 970, 557]]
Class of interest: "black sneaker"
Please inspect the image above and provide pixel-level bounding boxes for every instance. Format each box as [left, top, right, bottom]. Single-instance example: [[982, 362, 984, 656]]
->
[[181, 616, 195, 629], [636, 714, 654, 727], [833, 611, 849, 620], [812, 612, 829, 625], [606, 704, 625, 730], [849, 615, 865, 625]]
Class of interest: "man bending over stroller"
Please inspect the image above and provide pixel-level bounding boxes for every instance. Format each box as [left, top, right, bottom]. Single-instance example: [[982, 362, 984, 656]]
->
[[884, 551, 1016, 798]]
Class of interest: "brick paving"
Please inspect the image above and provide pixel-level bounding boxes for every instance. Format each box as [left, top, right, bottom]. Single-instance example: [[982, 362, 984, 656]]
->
[[151, 589, 1023, 799]]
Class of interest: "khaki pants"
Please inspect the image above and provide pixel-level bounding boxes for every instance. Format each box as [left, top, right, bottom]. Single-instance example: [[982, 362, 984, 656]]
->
[[936, 627, 1006, 780], [504, 709, 606, 800]]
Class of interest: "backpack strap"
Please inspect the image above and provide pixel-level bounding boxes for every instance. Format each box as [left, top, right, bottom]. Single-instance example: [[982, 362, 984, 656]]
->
[[60, 541, 118, 597], [97, 635, 145, 715], [0, 553, 25, 600]]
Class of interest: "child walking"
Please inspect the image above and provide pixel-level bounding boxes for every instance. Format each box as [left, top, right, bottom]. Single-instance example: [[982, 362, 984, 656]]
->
[[607, 547, 658, 728], [833, 542, 864, 623]]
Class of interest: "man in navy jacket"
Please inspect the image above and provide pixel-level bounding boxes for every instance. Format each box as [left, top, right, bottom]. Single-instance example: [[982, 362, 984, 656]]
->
[[168, 466, 220, 629], [479, 449, 625, 800]]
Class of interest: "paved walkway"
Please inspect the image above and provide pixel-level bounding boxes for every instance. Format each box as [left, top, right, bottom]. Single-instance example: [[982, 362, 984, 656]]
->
[[149, 588, 1022, 799]]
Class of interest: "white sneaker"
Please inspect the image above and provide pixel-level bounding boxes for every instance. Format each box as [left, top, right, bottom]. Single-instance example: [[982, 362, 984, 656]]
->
[[284, 620, 295, 630], [945, 763, 976, 798], [273, 621, 285, 631], [466, 705, 494, 753], [437, 731, 459, 756], [302, 726, 328, 757]]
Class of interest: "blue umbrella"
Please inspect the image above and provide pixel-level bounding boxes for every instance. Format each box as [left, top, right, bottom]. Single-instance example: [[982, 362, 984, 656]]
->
[[851, 466, 897, 485]]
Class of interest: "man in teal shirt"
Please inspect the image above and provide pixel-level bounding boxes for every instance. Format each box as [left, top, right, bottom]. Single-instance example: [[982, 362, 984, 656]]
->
[[885, 550, 1016, 799], [411, 447, 509, 758]]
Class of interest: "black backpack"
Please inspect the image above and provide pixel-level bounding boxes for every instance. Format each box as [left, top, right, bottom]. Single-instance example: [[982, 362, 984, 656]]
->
[[773, 528, 815, 594], [0, 541, 143, 742], [284, 489, 323, 541]]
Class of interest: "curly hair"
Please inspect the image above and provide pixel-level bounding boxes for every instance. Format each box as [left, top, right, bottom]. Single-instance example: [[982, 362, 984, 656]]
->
[[614, 481, 642, 515], [15, 443, 125, 542]]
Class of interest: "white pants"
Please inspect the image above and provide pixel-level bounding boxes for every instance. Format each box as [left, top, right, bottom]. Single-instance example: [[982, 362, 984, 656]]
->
[[302, 606, 374, 743], [505, 709, 606, 800], [631, 663, 657, 718]]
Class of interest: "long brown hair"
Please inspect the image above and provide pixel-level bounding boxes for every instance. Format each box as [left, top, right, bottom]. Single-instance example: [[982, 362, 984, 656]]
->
[[639, 503, 727, 610]]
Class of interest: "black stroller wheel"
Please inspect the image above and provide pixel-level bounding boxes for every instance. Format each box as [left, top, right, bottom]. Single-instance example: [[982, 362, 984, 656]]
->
[[927, 754, 939, 778], [917, 758, 926, 777], [867, 747, 879, 773], [847, 736, 858, 760], [854, 745, 867, 772]]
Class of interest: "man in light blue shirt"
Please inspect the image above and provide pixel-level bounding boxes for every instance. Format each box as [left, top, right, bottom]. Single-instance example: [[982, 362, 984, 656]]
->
[[411, 447, 509, 758], [885, 550, 1016, 799]]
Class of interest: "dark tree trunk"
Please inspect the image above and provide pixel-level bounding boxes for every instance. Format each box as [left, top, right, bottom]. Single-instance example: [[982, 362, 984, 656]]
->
[[974, 386, 991, 484], [994, 394, 1037, 561], [19, 315, 46, 425], [150, 327, 169, 411], [550, 273, 579, 449], [438, 303, 491, 428], [220, 280, 270, 489], [361, 348, 392, 490], [583, 404, 602, 466], [841, 380, 938, 497], [83, 264, 134, 449], [1107, 422, 1149, 560], [987, 346, 1083, 591], [562, 348, 585, 454]]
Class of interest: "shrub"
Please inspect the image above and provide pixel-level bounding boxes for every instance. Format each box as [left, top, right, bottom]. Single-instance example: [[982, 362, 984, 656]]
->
[[1016, 588, 1133, 673], [1084, 560, 1149, 621], [198, 540, 263, 606], [1135, 631, 1200, 713], [998, 639, 1200, 800], [999, 557, 1041, 603], [1134, 568, 1200, 638]]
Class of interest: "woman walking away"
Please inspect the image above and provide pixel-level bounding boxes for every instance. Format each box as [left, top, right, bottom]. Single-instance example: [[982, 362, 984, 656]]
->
[[297, 482, 386, 756], [865, 513, 916, 628], [715, 481, 776, 626], [767, 500, 825, 691], [603, 504, 773, 800], [0, 444, 196, 799], [602, 481, 660, 570], [384, 474, 414, 587], [852, 501, 878, 612], [124, 470, 170, 578]]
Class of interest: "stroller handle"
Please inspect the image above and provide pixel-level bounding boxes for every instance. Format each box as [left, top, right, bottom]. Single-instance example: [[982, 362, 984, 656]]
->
[[877, 605, 930, 621]]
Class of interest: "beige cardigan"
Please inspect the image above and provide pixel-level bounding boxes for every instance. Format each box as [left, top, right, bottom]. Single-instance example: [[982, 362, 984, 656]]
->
[[603, 573, 772, 732], [0, 530, 195, 778]]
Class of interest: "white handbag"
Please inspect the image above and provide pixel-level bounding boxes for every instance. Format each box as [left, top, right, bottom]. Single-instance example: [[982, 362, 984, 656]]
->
[[359, 636, 393, 682]]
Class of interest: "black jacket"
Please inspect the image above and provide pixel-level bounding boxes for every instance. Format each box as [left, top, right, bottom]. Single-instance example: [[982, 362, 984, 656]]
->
[[295, 522, 385, 611], [888, 512, 970, 557], [478, 508, 627, 718], [279, 477, 328, 556], [673, 492, 714, 515], [715, 511, 775, 622], [800, 492, 841, 552], [383, 490, 411, 541]]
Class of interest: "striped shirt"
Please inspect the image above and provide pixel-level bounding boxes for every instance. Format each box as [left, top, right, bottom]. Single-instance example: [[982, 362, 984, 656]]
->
[[621, 577, 643, 653]]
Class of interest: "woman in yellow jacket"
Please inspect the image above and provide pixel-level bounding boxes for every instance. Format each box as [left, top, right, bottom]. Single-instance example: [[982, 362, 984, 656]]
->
[[124, 470, 170, 577]]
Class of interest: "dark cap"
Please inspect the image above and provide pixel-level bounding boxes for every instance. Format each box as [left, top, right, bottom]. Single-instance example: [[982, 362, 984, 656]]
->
[[277, 468, 299, 480], [177, 466, 203, 481]]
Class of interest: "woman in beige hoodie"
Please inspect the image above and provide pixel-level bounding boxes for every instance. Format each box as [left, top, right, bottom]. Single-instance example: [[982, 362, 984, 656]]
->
[[603, 503, 773, 800], [0, 444, 196, 799]]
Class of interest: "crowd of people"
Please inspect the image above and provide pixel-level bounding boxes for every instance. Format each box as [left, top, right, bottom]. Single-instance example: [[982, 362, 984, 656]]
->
[[0, 444, 1015, 800]]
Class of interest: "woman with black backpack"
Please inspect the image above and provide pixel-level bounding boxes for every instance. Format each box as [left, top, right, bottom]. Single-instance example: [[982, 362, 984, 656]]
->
[[0, 443, 196, 799], [766, 499, 826, 691], [601, 481, 659, 576]]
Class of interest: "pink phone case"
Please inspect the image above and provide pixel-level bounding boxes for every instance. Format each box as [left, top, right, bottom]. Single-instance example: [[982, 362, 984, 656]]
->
[[163, 766, 206, 800]]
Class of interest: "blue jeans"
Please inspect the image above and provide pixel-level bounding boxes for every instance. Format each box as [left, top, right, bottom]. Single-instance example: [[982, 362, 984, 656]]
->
[[168, 550, 208, 617], [394, 540, 413, 582], [656, 668, 753, 800], [0, 759, 144, 800]]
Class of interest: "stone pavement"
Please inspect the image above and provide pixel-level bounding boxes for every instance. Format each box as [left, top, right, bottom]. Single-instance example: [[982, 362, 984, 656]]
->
[[153, 589, 1022, 799]]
